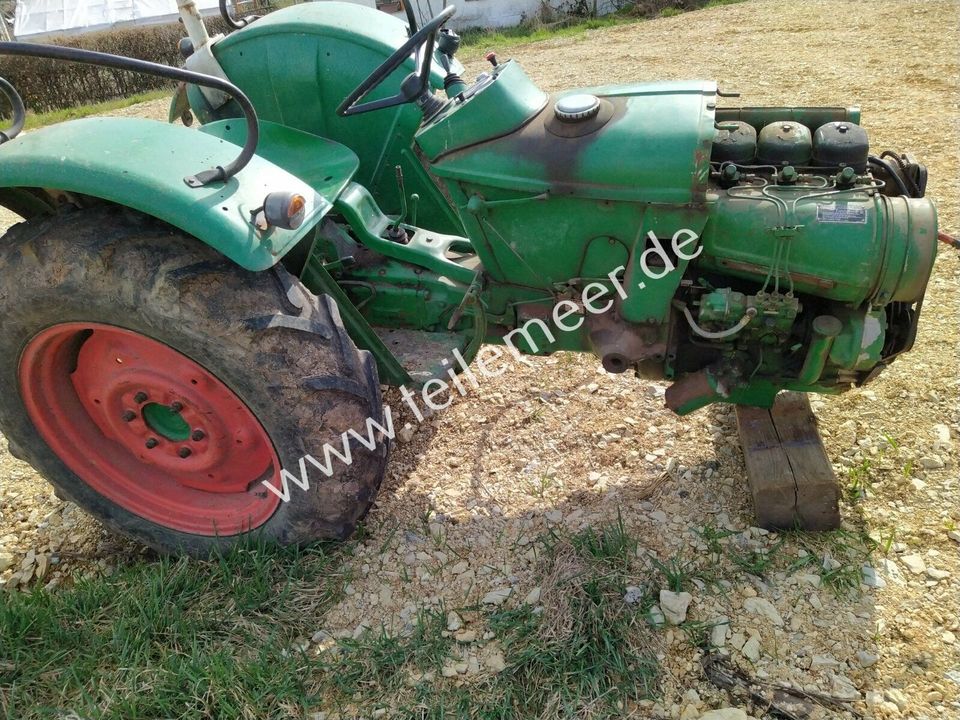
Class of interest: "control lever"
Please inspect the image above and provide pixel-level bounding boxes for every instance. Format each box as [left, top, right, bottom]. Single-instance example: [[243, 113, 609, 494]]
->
[[437, 27, 466, 97], [437, 28, 461, 71], [387, 166, 410, 243], [409, 192, 420, 227]]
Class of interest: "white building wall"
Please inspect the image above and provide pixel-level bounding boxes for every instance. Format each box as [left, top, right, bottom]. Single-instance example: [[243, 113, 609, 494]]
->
[[14, 0, 220, 38], [440, 0, 544, 29], [13, 0, 376, 38], [401, 0, 623, 29], [14, 0, 619, 39]]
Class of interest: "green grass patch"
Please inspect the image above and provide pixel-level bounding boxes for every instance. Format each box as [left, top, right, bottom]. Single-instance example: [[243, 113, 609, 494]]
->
[[728, 536, 785, 578], [457, 0, 748, 59], [425, 521, 659, 718], [1, 514, 866, 718], [787, 529, 876, 596], [311, 518, 661, 718], [696, 521, 873, 597], [0, 539, 349, 719], [479, 522, 660, 717], [321, 608, 454, 701], [22, 89, 172, 131], [459, 15, 631, 53]]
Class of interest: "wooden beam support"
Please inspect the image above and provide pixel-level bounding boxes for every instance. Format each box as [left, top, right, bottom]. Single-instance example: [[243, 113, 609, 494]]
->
[[735, 392, 841, 531]]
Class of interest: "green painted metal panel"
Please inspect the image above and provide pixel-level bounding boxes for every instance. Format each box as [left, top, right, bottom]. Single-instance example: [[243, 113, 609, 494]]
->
[[198, 118, 359, 199], [417, 74, 716, 328], [207, 1, 464, 235], [428, 75, 717, 203], [300, 255, 413, 387], [0, 117, 343, 271], [415, 61, 549, 161]]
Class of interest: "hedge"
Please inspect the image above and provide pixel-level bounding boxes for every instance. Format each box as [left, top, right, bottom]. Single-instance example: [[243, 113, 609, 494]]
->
[[0, 17, 233, 114]]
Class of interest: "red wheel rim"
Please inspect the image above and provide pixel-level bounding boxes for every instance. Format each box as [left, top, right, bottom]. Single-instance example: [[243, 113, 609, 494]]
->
[[18, 323, 282, 536]]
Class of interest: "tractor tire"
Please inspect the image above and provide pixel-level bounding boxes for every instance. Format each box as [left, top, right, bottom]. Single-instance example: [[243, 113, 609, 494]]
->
[[0, 207, 390, 556]]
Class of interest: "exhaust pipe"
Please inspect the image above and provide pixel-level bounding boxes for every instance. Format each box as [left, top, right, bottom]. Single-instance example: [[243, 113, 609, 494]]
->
[[177, 0, 211, 52], [797, 315, 842, 385]]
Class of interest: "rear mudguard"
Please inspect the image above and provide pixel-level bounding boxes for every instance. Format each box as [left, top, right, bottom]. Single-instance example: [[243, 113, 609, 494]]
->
[[0, 116, 359, 271]]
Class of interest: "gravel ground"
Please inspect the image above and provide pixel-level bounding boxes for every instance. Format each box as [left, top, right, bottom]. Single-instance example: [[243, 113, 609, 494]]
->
[[1, 1, 958, 718]]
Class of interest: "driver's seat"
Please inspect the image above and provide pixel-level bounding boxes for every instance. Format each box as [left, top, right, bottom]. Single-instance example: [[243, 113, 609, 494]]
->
[[200, 119, 359, 207]]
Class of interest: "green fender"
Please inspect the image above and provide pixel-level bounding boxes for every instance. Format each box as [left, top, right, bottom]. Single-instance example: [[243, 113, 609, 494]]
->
[[0, 116, 360, 271]]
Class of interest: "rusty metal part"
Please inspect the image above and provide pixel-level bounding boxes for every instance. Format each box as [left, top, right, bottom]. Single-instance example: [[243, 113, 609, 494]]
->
[[939, 231, 959, 249], [587, 311, 665, 373], [716, 258, 837, 290], [664, 369, 718, 413]]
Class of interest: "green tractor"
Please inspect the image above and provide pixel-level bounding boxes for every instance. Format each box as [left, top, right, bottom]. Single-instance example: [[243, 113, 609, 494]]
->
[[0, 1, 938, 554]]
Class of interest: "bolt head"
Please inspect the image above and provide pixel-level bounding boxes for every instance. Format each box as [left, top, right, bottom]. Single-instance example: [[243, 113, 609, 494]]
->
[[145, 438, 159, 449], [191, 430, 205, 442], [122, 410, 136, 422], [170, 402, 184, 413], [179, 447, 192, 459], [134, 392, 148, 404]]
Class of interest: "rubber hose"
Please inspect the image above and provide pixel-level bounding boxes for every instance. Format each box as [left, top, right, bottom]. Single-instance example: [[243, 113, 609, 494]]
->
[[868, 155, 910, 197]]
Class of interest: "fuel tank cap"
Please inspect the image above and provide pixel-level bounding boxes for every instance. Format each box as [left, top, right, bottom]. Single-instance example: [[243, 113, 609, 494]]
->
[[554, 94, 601, 122]]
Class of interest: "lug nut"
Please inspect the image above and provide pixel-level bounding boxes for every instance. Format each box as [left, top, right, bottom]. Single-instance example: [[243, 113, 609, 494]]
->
[[171, 402, 183, 413], [179, 447, 192, 458], [191, 430, 205, 442], [122, 410, 136, 422], [134, 392, 148, 404], [145, 438, 159, 449]]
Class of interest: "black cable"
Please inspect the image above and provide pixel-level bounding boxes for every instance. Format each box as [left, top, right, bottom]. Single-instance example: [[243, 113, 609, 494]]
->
[[219, 0, 245, 30], [404, 0, 419, 35], [880, 149, 907, 170], [879, 149, 922, 197], [0, 76, 25, 143], [0, 42, 259, 187], [868, 155, 910, 197]]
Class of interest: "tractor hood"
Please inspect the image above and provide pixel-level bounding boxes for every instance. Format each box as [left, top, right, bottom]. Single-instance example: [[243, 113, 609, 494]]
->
[[420, 61, 717, 205]]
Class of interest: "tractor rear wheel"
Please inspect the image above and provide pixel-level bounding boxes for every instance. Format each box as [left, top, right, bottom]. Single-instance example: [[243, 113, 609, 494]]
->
[[0, 207, 390, 555]]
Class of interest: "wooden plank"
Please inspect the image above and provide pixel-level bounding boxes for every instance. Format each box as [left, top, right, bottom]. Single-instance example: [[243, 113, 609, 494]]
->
[[735, 392, 841, 531], [736, 403, 800, 530], [769, 393, 841, 531]]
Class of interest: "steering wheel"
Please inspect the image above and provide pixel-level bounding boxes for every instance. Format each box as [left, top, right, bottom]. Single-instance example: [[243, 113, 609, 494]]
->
[[337, 5, 456, 117]]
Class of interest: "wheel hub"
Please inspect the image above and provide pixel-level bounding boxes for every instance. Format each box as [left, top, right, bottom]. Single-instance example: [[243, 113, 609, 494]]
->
[[18, 323, 282, 535]]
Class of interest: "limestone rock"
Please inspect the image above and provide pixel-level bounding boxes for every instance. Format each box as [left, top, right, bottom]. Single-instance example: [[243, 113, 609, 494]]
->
[[900, 554, 926, 575], [659, 589, 692, 625], [743, 597, 784, 627], [482, 587, 512, 605], [698, 709, 757, 720]]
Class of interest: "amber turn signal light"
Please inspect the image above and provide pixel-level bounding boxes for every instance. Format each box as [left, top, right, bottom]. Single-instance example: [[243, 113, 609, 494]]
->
[[262, 191, 307, 230]]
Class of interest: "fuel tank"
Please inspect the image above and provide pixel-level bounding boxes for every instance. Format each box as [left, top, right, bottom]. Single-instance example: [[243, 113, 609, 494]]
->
[[422, 61, 717, 205]]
